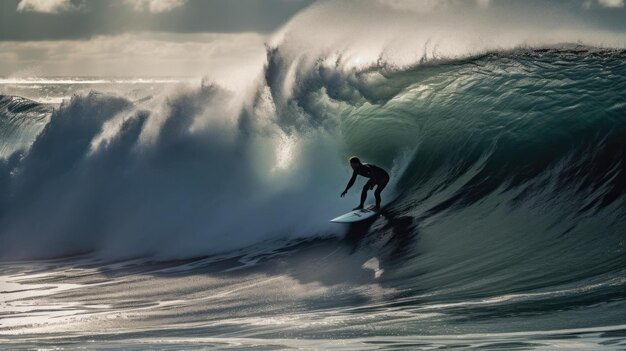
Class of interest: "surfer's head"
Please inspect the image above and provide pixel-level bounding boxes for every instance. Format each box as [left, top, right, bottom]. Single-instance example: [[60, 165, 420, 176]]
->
[[349, 156, 361, 170]]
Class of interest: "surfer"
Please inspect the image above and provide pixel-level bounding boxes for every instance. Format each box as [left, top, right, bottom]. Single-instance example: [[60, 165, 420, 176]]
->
[[340, 156, 390, 212]]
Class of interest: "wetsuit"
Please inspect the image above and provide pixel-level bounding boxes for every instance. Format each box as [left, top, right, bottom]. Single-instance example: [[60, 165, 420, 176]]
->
[[343, 163, 390, 209]]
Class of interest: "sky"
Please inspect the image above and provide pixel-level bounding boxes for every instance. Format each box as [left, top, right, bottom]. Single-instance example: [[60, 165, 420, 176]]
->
[[0, 0, 625, 77], [0, 0, 314, 77]]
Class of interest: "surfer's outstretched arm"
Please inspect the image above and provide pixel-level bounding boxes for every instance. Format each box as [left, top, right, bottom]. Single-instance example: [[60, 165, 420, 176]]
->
[[341, 171, 357, 197]]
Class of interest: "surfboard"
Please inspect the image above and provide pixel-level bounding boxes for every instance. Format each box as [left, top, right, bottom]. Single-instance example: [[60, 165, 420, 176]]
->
[[330, 205, 379, 223]]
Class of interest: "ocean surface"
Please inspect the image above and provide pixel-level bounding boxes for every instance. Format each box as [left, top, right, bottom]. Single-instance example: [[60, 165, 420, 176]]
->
[[1, 47, 625, 350]]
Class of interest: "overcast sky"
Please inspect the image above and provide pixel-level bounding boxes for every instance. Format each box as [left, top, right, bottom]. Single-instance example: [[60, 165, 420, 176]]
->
[[0, 0, 624, 77], [0, 0, 314, 40]]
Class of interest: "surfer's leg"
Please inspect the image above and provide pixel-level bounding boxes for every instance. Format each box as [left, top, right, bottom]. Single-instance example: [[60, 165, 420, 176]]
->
[[374, 187, 382, 209], [359, 183, 369, 208], [374, 176, 389, 210]]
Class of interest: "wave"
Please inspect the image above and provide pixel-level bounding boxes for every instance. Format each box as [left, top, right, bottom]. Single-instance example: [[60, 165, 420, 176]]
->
[[0, 47, 624, 269], [1, 0, 625, 264], [0, 82, 351, 260]]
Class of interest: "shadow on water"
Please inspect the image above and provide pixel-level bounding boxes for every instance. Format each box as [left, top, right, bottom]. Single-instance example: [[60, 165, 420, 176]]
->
[[343, 208, 419, 261], [67, 205, 424, 289], [3, 202, 423, 297], [20, 212, 421, 295], [343, 215, 380, 248]]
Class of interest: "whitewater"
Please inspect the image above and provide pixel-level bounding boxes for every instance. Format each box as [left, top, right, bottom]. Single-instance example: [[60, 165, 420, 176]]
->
[[1, 1, 625, 349]]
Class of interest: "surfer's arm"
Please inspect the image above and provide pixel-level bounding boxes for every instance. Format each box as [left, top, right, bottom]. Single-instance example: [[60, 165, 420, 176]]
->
[[341, 171, 358, 196]]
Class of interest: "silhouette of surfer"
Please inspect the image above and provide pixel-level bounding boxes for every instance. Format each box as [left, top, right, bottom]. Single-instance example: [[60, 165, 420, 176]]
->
[[341, 156, 390, 212]]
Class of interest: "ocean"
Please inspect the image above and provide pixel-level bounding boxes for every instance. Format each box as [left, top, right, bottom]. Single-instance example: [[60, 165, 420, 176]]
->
[[0, 47, 625, 349]]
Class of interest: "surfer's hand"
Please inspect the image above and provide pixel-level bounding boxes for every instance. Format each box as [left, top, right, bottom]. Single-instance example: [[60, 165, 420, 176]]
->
[[341, 190, 347, 197]]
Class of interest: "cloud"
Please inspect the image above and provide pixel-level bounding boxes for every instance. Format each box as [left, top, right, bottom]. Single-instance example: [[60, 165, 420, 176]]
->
[[124, 0, 186, 13], [377, 0, 492, 13], [16, 0, 76, 13], [476, 0, 491, 8], [597, 0, 624, 7], [377, 0, 450, 13], [582, 0, 624, 9]]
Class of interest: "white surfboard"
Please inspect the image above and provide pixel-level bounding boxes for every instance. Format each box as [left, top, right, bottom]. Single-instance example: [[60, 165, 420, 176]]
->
[[330, 205, 379, 223]]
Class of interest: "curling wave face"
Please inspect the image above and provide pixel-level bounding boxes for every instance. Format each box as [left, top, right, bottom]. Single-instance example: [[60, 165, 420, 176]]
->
[[0, 48, 625, 265]]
